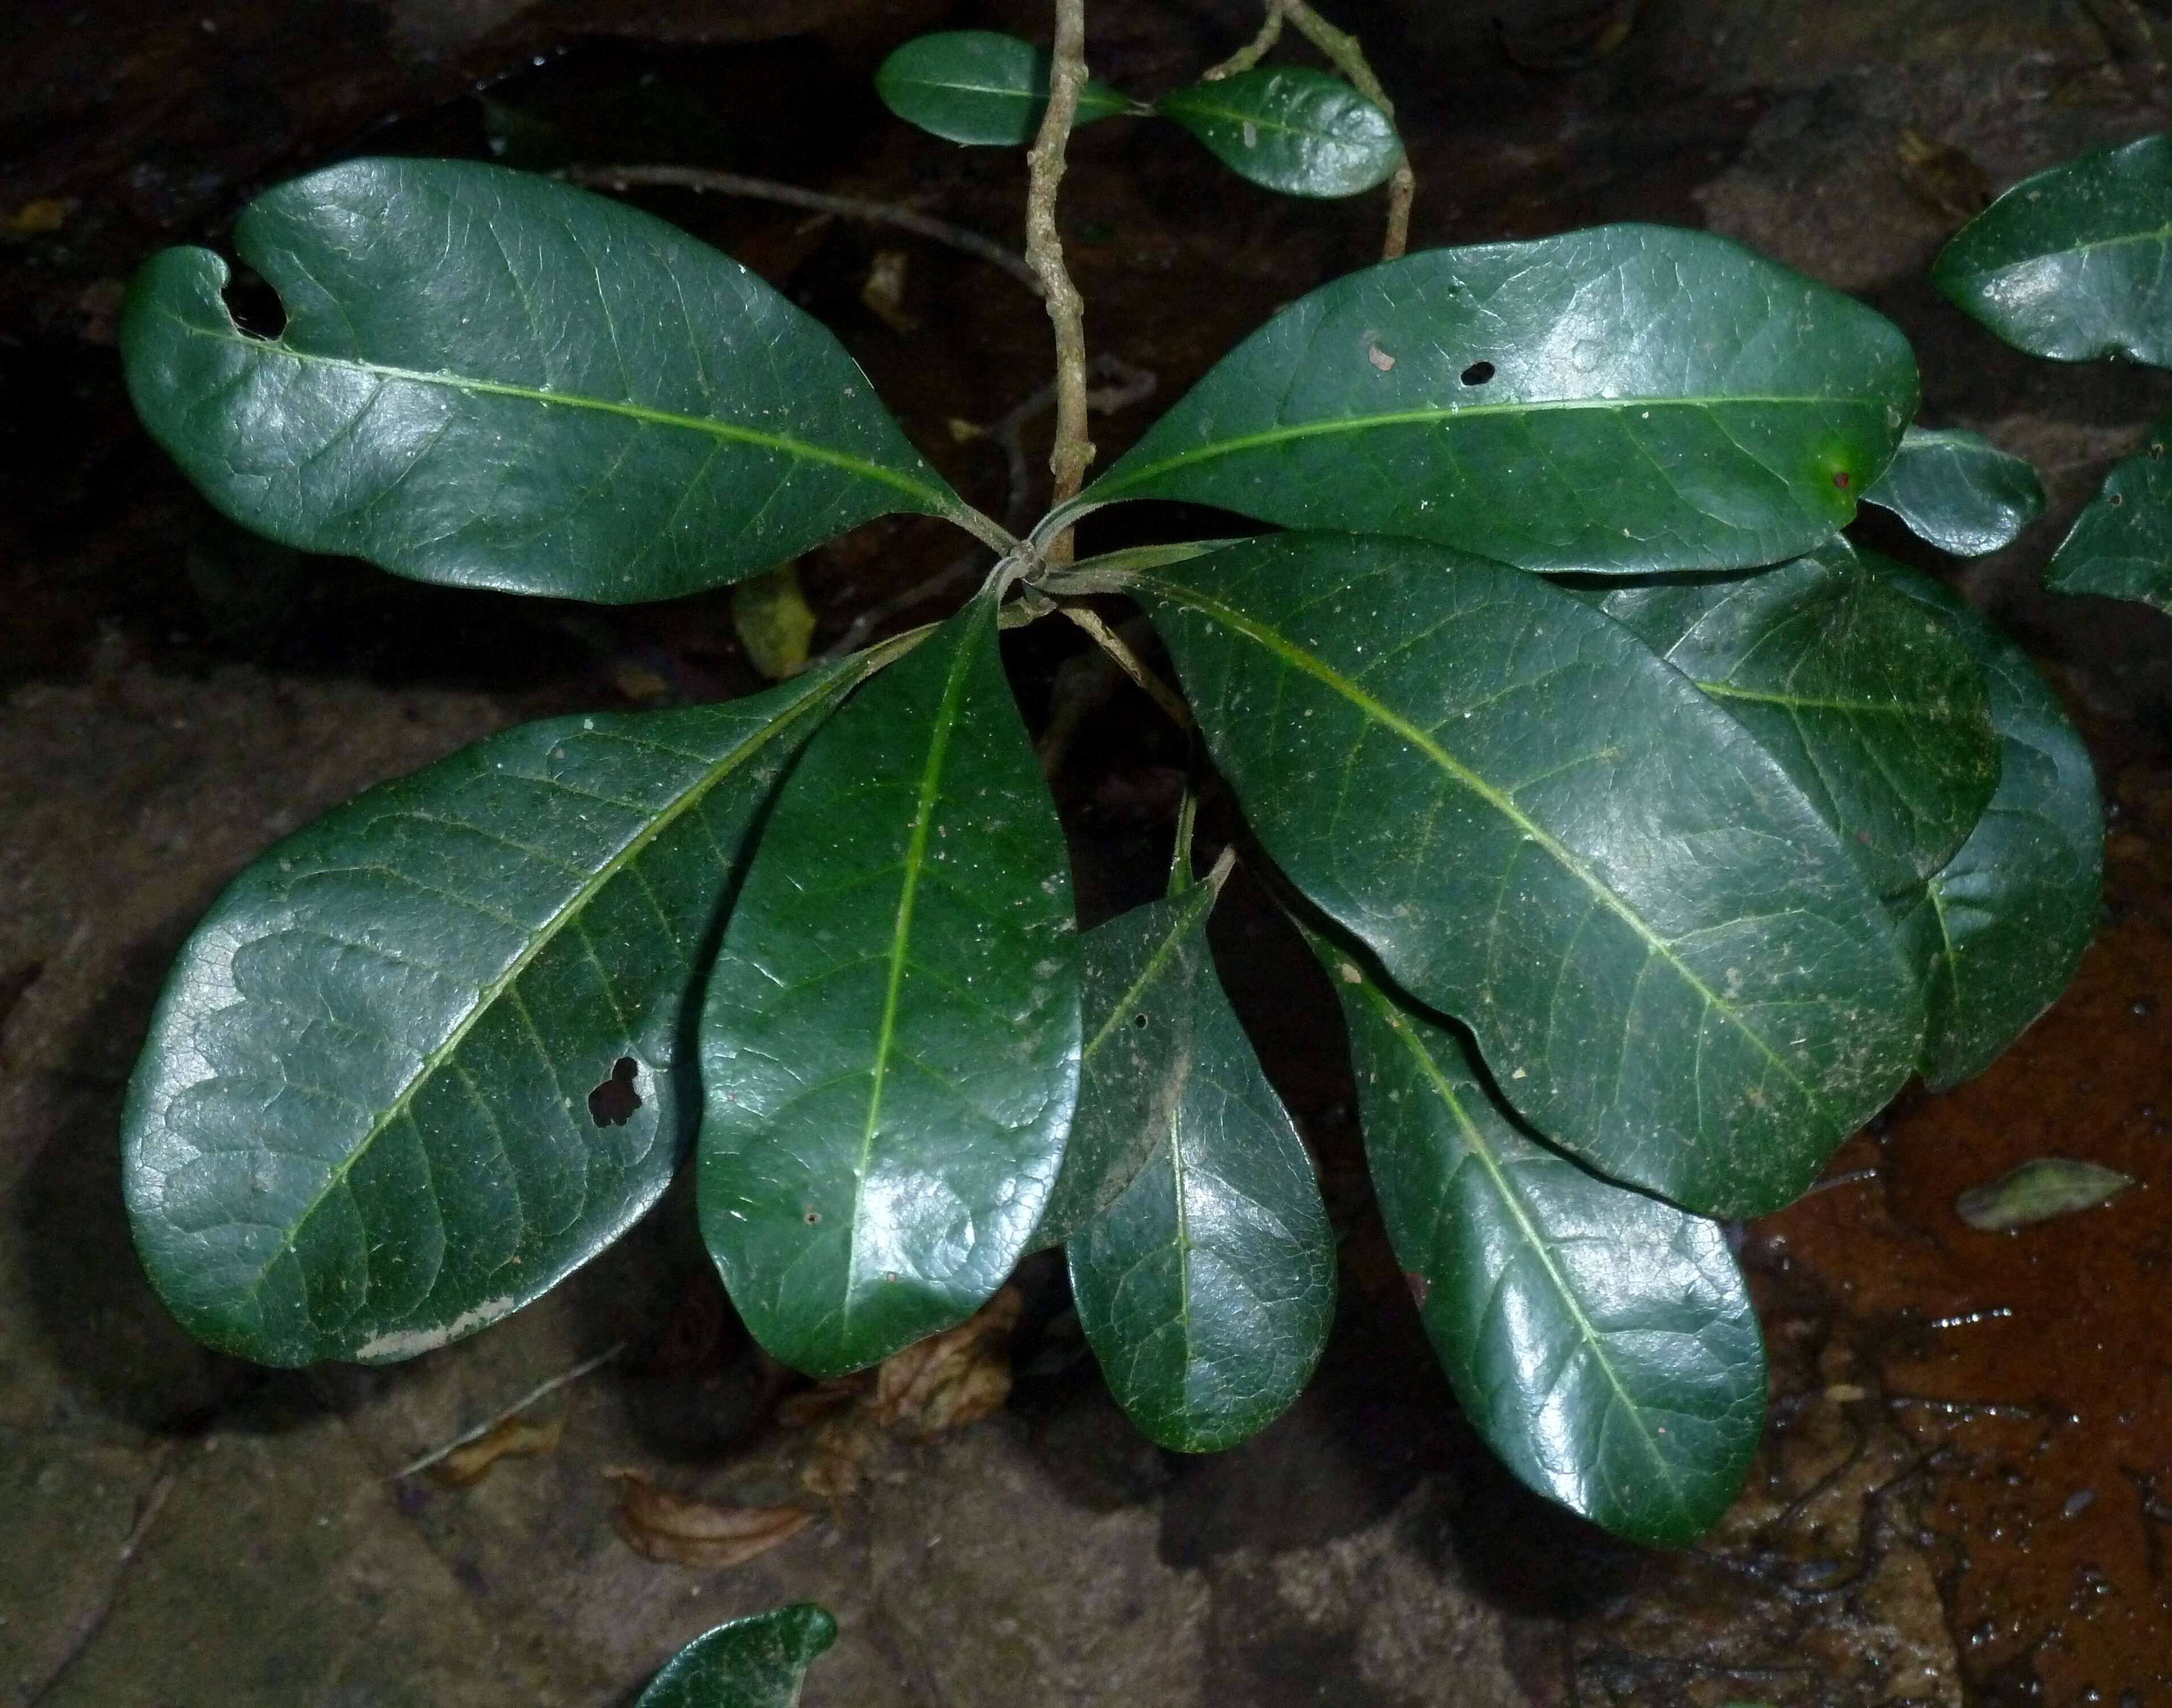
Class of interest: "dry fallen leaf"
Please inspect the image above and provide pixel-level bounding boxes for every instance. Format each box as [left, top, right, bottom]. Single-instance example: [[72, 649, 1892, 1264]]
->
[[776, 1376, 867, 1429], [860, 248, 917, 333], [1954, 1156, 2137, 1231], [605, 1469, 813, 1568], [801, 1416, 880, 1512], [9, 196, 76, 235], [430, 1413, 564, 1488], [1897, 129, 1992, 223], [870, 1284, 1022, 1436]]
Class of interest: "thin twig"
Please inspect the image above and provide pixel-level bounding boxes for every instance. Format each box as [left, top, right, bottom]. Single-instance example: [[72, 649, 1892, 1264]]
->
[[1203, 2, 1285, 79], [819, 549, 986, 662], [1276, 0, 1416, 258], [390, 1341, 625, 1481], [1025, 0, 1095, 563], [565, 165, 1042, 296], [1057, 604, 1192, 728]]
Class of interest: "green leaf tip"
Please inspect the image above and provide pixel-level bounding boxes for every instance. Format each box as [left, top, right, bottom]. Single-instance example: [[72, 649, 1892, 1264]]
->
[[637, 1603, 838, 1708], [120, 157, 973, 606], [1862, 425, 2046, 557]]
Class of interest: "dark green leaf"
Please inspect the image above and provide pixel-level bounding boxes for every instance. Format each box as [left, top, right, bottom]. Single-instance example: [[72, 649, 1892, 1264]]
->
[[1062, 224, 1916, 574], [122, 657, 879, 1366], [1954, 1157, 2134, 1231], [1325, 943, 1763, 1546], [1156, 67, 1400, 199], [1128, 532, 1921, 1217], [1029, 871, 1223, 1253], [1068, 884, 1334, 1452], [1861, 425, 2046, 557], [874, 31, 1134, 146], [1579, 541, 1999, 898], [2044, 409, 2172, 614], [120, 158, 988, 606], [699, 589, 1081, 1377], [1878, 564, 2102, 1090], [637, 1604, 837, 1708], [1933, 132, 2172, 366]]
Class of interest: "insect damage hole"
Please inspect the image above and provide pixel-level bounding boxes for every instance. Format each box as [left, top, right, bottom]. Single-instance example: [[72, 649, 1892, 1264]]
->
[[1460, 360, 1495, 386], [588, 1056, 643, 1127]]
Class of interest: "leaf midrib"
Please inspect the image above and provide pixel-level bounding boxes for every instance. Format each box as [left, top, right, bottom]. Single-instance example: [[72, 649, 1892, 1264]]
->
[[1956, 220, 2172, 282], [1089, 392, 1879, 501], [166, 308, 956, 513], [1160, 88, 1382, 145], [1080, 884, 1220, 1063], [236, 658, 867, 1310], [1145, 573, 1837, 1124], [1355, 972, 1686, 1508], [843, 600, 988, 1331]]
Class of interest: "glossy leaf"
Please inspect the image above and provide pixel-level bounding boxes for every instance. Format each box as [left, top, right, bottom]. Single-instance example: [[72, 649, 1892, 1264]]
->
[[875, 31, 1134, 146], [1127, 532, 1921, 1217], [1062, 224, 1916, 574], [1029, 870, 1223, 1253], [122, 658, 881, 1366], [120, 157, 986, 606], [1580, 541, 1999, 898], [699, 589, 1081, 1377], [1879, 564, 2102, 1090], [637, 1604, 837, 1708], [1156, 67, 1400, 199], [1326, 943, 1763, 1545], [1068, 886, 1335, 1452], [1861, 425, 2046, 557], [1933, 132, 2172, 366], [2043, 409, 2172, 614]]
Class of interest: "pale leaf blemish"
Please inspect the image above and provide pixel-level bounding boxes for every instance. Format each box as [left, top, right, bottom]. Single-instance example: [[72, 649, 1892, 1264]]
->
[[355, 1296, 520, 1361]]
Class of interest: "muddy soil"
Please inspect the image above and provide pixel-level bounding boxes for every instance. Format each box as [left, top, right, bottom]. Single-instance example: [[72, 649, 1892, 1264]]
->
[[6, 2, 2172, 1704]]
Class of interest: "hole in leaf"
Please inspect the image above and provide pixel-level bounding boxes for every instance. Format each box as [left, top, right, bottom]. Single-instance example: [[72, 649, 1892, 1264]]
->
[[1133, 1012, 1150, 1028], [219, 266, 288, 341], [2152, 442, 2165, 461], [802, 1209, 822, 1225], [2109, 491, 2125, 508], [1460, 360, 1495, 386], [588, 1056, 642, 1127], [1831, 470, 1851, 490]]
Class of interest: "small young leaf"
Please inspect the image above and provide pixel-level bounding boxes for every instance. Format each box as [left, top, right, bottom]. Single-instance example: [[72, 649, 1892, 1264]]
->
[[1326, 945, 1764, 1546], [1954, 1157, 2135, 1231], [1068, 890, 1335, 1452], [1580, 540, 2001, 898], [1061, 224, 1917, 574], [637, 1604, 837, 1708], [732, 563, 819, 680], [1933, 132, 2172, 366], [699, 589, 1081, 1377], [1028, 876, 1224, 1253], [875, 31, 1134, 146], [1861, 425, 2046, 557], [1133, 532, 1921, 1218], [121, 158, 985, 606], [1157, 67, 1400, 199], [2043, 409, 2172, 615], [1878, 564, 2103, 1090], [122, 658, 880, 1366]]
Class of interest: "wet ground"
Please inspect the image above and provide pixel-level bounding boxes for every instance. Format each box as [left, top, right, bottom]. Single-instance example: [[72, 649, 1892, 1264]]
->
[[6, 0, 2172, 1702]]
